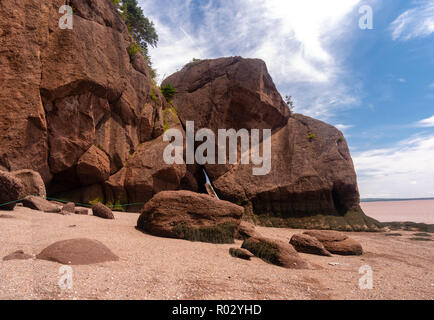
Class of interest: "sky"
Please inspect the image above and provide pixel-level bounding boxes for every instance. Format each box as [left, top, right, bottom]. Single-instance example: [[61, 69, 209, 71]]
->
[[138, 0, 434, 199]]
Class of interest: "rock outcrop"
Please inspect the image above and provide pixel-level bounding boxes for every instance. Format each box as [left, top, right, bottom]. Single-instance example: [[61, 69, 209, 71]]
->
[[0, 0, 196, 210], [241, 236, 309, 269], [137, 190, 244, 243], [21, 196, 62, 213], [0, 171, 24, 210], [164, 57, 381, 231], [303, 230, 363, 256], [290, 234, 332, 257], [10, 170, 46, 198], [92, 203, 114, 220]]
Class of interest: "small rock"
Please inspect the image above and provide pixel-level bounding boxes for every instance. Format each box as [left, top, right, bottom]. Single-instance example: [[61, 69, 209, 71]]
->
[[62, 202, 75, 214], [290, 234, 332, 256], [75, 207, 89, 215], [3, 250, 32, 261], [92, 203, 114, 219], [21, 196, 62, 213], [229, 248, 254, 260]]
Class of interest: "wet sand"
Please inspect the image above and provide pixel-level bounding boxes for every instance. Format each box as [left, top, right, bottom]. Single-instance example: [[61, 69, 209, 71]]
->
[[0, 207, 433, 300], [361, 200, 434, 224]]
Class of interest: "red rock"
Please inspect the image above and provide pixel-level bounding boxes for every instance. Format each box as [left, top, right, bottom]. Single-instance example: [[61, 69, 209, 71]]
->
[[3, 250, 32, 261], [164, 57, 379, 231], [76, 146, 110, 186], [290, 234, 332, 256], [137, 191, 244, 243], [0, 171, 25, 210], [36, 238, 119, 265], [303, 230, 363, 256], [92, 203, 114, 220], [21, 196, 62, 213], [235, 221, 261, 240], [242, 236, 309, 269], [10, 169, 46, 198], [229, 248, 254, 260]]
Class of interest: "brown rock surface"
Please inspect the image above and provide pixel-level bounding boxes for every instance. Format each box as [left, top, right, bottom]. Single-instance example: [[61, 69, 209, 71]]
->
[[137, 190, 244, 243], [92, 203, 114, 220], [10, 170, 46, 198], [304, 230, 363, 256], [241, 236, 309, 269], [289, 234, 332, 257], [0, 171, 25, 210], [235, 221, 261, 240], [229, 248, 254, 260], [76, 146, 110, 186], [3, 250, 33, 261], [164, 57, 380, 231], [21, 196, 62, 213], [0, 0, 188, 206], [36, 238, 119, 265]]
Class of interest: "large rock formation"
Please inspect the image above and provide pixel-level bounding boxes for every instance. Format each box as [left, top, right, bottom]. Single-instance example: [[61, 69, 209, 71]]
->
[[137, 190, 244, 243], [0, 0, 195, 209], [164, 57, 381, 231]]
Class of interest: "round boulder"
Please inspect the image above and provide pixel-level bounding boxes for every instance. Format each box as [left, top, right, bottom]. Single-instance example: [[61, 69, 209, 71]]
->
[[92, 203, 114, 219], [36, 238, 119, 265], [0, 171, 25, 210], [290, 234, 332, 257]]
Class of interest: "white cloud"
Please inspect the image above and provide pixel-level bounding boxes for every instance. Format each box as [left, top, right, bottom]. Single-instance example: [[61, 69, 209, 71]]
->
[[429, 82, 434, 89], [390, 1, 434, 41], [415, 115, 434, 127], [353, 134, 434, 198], [335, 124, 354, 132], [138, 0, 364, 119]]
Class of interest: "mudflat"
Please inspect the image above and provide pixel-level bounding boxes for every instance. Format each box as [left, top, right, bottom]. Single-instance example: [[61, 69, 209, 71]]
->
[[361, 200, 434, 224], [0, 207, 433, 300]]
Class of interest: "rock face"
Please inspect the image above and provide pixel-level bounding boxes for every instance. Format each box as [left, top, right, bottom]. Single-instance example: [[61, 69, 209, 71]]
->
[[164, 57, 381, 231], [137, 190, 244, 243], [0, 0, 196, 210], [36, 238, 119, 265], [289, 234, 332, 257], [76, 146, 110, 186], [303, 230, 363, 256], [10, 170, 46, 198], [92, 203, 114, 220], [0, 171, 25, 210], [242, 236, 309, 269], [21, 196, 62, 213]]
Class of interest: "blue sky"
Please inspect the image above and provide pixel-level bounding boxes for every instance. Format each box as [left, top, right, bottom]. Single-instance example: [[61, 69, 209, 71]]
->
[[138, 0, 434, 198]]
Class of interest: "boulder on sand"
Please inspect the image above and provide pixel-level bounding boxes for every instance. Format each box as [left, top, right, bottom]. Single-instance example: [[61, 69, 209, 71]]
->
[[137, 190, 244, 244], [229, 248, 254, 260], [303, 230, 363, 256], [0, 171, 25, 210], [36, 238, 119, 265], [242, 236, 309, 269], [3, 250, 32, 261], [61, 202, 75, 215], [10, 169, 46, 198], [289, 234, 332, 257], [235, 221, 261, 240], [92, 203, 114, 220], [21, 196, 61, 213]]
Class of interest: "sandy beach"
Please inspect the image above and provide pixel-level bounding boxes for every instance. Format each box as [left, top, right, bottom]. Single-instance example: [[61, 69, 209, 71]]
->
[[0, 207, 433, 300], [361, 200, 434, 224]]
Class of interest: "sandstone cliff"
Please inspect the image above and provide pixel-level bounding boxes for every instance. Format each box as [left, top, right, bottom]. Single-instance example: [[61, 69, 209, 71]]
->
[[0, 0, 380, 230]]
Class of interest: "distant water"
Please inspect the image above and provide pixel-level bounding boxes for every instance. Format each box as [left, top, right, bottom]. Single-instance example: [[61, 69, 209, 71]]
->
[[361, 200, 434, 224]]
